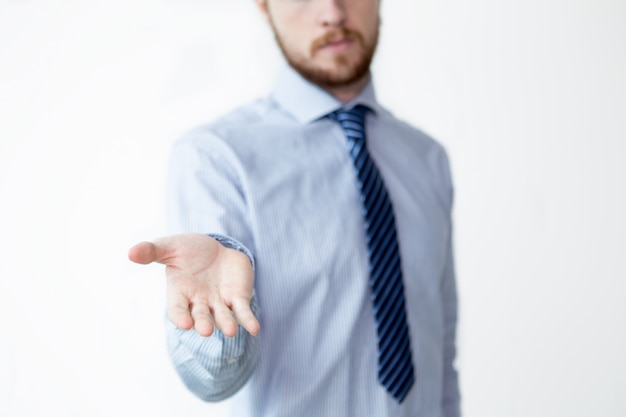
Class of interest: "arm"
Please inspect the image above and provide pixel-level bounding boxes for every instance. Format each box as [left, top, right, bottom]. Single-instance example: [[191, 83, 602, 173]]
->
[[130, 130, 261, 401], [439, 150, 462, 417], [441, 232, 461, 417]]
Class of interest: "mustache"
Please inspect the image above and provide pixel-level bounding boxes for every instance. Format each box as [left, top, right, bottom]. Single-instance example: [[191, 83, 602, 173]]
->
[[311, 27, 364, 53]]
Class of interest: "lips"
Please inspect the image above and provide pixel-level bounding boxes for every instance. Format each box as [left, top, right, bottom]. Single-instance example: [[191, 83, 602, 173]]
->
[[316, 36, 357, 53], [324, 38, 353, 47], [311, 28, 363, 54]]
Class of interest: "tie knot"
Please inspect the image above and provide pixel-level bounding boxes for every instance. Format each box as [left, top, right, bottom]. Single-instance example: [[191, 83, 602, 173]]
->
[[329, 105, 369, 142], [329, 104, 369, 124]]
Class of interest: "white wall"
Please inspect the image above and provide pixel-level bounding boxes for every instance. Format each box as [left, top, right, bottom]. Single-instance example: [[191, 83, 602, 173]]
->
[[1, 1, 624, 416]]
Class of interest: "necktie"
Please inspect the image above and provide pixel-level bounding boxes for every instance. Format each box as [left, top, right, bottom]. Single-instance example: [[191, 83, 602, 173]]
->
[[329, 105, 415, 403]]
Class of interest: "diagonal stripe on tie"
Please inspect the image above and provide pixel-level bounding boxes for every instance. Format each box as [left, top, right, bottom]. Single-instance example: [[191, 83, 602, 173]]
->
[[329, 104, 415, 403]]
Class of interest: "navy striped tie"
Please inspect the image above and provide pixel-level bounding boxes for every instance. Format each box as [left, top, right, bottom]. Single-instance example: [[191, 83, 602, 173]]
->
[[329, 105, 415, 403]]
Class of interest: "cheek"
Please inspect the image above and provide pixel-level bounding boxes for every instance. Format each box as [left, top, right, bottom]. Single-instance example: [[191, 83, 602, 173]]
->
[[352, 4, 380, 36], [271, 9, 313, 45], [278, 27, 313, 57]]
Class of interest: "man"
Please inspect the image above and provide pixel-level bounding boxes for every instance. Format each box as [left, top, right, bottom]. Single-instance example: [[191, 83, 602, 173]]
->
[[129, 0, 461, 416]]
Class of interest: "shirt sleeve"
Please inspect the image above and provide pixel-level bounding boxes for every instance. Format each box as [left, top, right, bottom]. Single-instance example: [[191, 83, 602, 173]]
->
[[441, 231, 461, 417], [439, 150, 462, 417], [164, 129, 260, 402]]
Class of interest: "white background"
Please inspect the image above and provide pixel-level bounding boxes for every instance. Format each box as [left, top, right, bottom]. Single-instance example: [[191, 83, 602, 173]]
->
[[1, 0, 625, 416]]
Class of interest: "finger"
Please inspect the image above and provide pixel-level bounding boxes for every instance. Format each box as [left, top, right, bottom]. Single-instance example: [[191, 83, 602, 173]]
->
[[128, 241, 158, 265], [190, 302, 215, 337], [212, 304, 239, 338], [231, 297, 261, 336], [167, 290, 194, 330]]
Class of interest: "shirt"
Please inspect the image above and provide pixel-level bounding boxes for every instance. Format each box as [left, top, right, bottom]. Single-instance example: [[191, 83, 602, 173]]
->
[[165, 65, 461, 417]]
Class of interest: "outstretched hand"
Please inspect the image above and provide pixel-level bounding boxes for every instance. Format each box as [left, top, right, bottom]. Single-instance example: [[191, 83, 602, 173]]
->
[[128, 233, 259, 338]]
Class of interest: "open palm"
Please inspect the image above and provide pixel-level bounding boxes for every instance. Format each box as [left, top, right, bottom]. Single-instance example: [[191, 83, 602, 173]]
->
[[128, 233, 259, 338]]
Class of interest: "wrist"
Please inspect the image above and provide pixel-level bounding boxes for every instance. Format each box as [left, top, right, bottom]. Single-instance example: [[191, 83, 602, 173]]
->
[[207, 233, 255, 270]]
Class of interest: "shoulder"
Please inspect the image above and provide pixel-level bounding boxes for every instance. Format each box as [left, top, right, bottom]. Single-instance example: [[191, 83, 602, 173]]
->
[[166, 99, 271, 181], [176, 97, 276, 151], [378, 107, 446, 156], [376, 107, 454, 205], [379, 107, 452, 171]]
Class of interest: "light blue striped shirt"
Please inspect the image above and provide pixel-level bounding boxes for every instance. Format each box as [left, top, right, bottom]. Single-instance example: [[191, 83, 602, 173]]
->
[[165, 65, 461, 417]]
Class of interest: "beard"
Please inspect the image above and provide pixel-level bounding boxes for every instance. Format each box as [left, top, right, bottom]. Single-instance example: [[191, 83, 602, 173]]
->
[[270, 22, 380, 89]]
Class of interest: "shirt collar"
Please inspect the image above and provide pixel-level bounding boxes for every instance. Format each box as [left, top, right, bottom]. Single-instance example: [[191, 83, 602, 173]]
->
[[270, 64, 382, 124]]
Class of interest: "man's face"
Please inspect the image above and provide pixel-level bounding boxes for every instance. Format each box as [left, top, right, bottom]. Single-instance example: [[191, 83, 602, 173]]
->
[[258, 0, 381, 89]]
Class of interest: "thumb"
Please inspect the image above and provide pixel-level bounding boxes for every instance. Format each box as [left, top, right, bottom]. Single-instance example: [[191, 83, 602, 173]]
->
[[129, 233, 220, 267], [128, 241, 159, 265], [128, 233, 215, 267]]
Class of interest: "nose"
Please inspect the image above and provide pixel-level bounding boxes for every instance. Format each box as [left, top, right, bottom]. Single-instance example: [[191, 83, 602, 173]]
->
[[317, 0, 347, 27]]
